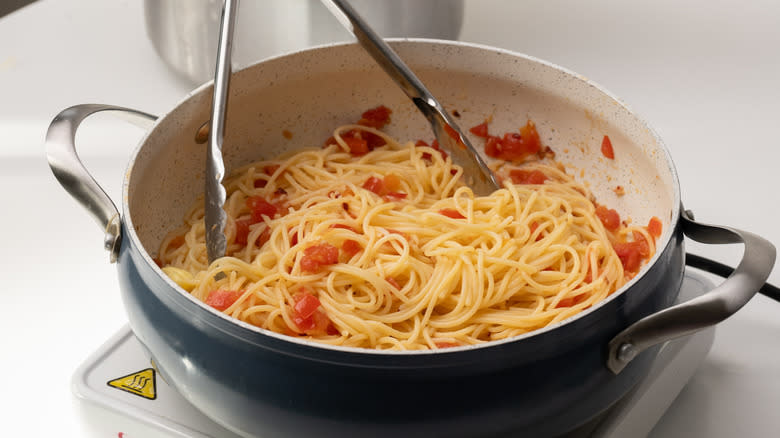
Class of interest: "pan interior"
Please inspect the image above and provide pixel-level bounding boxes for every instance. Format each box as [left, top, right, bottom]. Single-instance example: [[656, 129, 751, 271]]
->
[[124, 40, 679, 345]]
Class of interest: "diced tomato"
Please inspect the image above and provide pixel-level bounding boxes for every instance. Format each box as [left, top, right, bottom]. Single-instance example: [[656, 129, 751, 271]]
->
[[362, 173, 407, 198], [343, 136, 369, 155], [153, 257, 163, 268], [383, 174, 401, 192], [601, 135, 615, 159], [264, 164, 280, 175], [484, 135, 502, 158], [362, 176, 384, 195], [293, 291, 321, 319], [357, 105, 392, 128], [383, 192, 408, 202], [469, 121, 489, 138], [648, 216, 663, 239], [234, 218, 252, 245], [341, 239, 362, 258], [294, 308, 334, 336], [595, 205, 621, 231], [300, 242, 339, 273], [518, 120, 542, 153], [509, 169, 548, 185], [529, 221, 544, 241], [330, 223, 357, 232], [631, 231, 651, 257], [415, 139, 429, 146], [431, 140, 449, 160], [484, 121, 542, 161], [169, 234, 185, 249], [363, 131, 386, 148], [434, 341, 460, 348], [386, 277, 401, 290], [246, 196, 278, 222], [439, 208, 465, 219], [556, 293, 587, 308], [613, 241, 644, 273], [256, 227, 271, 248], [253, 178, 267, 188], [290, 229, 299, 246], [291, 294, 334, 336], [206, 289, 242, 311], [444, 124, 460, 141]]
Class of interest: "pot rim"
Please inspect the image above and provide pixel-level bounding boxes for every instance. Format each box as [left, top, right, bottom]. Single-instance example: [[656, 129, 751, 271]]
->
[[121, 38, 682, 357]]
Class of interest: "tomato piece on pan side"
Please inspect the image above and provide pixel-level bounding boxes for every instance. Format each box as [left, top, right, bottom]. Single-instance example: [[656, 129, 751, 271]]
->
[[206, 290, 242, 311], [601, 135, 615, 159], [613, 241, 644, 273], [357, 105, 392, 128], [648, 216, 663, 239], [169, 234, 186, 249], [469, 121, 489, 138], [264, 164, 280, 176], [300, 242, 339, 273], [595, 205, 621, 231], [343, 136, 369, 156], [484, 135, 502, 158]]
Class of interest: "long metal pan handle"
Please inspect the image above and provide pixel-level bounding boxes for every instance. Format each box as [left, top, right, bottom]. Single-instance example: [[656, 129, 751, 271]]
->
[[607, 208, 776, 374], [45, 104, 157, 263]]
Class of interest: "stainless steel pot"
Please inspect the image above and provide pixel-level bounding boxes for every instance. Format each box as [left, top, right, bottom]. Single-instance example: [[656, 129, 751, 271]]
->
[[46, 40, 775, 437]]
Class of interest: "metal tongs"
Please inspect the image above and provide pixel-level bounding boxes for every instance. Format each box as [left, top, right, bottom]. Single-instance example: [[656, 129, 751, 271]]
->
[[320, 0, 500, 193], [204, 0, 500, 262], [205, 0, 238, 263]]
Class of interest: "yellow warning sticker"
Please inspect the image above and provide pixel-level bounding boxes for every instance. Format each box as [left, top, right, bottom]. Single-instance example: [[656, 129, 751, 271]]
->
[[107, 368, 157, 400]]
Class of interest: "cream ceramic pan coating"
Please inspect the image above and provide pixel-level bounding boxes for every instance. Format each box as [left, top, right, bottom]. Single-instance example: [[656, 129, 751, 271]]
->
[[126, 39, 678, 337]]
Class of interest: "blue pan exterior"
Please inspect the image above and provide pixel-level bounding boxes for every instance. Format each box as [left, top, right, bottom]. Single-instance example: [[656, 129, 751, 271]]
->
[[116, 219, 684, 438]]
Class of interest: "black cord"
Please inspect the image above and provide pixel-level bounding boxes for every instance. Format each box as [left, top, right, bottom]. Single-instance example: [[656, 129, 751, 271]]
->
[[685, 253, 780, 303]]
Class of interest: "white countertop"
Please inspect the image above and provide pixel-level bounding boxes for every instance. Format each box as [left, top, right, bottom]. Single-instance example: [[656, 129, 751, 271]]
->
[[1, 0, 779, 436]]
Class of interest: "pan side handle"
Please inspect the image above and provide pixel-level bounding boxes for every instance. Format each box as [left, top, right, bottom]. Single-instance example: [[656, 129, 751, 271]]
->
[[45, 104, 157, 263], [607, 208, 776, 374]]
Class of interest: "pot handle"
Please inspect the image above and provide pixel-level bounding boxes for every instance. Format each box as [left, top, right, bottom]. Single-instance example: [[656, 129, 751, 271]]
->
[[46, 104, 157, 263], [607, 208, 776, 374]]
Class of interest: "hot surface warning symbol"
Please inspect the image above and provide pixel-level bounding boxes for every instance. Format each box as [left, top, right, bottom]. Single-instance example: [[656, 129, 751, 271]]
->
[[107, 368, 157, 400]]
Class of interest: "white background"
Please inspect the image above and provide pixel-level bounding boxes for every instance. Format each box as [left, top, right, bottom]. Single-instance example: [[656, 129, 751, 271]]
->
[[1, 0, 779, 436]]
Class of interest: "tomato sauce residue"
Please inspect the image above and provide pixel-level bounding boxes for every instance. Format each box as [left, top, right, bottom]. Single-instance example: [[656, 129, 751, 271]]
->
[[601, 135, 615, 159]]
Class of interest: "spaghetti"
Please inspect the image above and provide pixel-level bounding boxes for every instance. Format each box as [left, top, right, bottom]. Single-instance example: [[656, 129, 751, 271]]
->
[[158, 110, 659, 350]]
